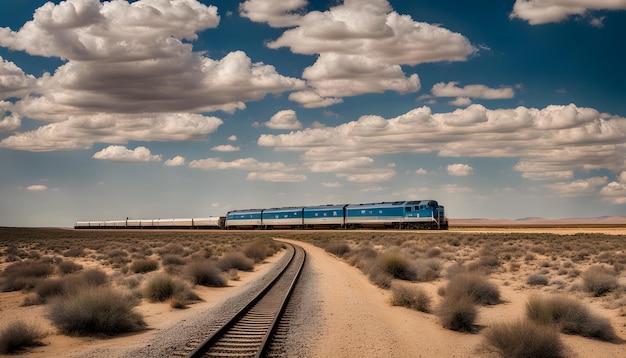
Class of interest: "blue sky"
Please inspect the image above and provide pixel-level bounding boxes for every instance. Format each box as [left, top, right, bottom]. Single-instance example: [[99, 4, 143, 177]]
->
[[1, 0, 626, 227]]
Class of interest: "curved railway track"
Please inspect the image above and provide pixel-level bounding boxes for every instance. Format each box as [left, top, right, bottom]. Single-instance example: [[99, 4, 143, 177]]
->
[[188, 243, 306, 358]]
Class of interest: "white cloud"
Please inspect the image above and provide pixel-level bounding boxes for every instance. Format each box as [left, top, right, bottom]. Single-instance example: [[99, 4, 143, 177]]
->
[[0, 56, 36, 100], [0, 113, 223, 152], [244, 0, 474, 106], [228, 135, 238, 141], [0, 0, 304, 151], [0, 103, 20, 132], [259, 103, 626, 196], [322, 181, 343, 188], [510, 0, 626, 25], [212, 145, 241, 152], [447, 164, 474, 176], [239, 0, 307, 27], [246, 172, 307, 182], [432, 82, 515, 99], [266, 110, 302, 130], [337, 168, 396, 183], [164, 156, 186, 167], [92, 145, 162, 163], [600, 172, 626, 204], [544, 176, 608, 196], [440, 184, 472, 194], [27, 185, 47, 191], [449, 97, 472, 107], [415, 168, 428, 175]]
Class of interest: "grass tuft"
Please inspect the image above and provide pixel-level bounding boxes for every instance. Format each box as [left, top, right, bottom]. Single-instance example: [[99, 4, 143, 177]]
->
[[186, 260, 227, 287], [217, 252, 254, 272], [582, 265, 618, 296], [130, 259, 159, 273], [47, 286, 146, 336], [484, 319, 566, 358], [436, 293, 477, 332], [445, 272, 501, 305], [0, 321, 46, 354], [390, 284, 431, 313]]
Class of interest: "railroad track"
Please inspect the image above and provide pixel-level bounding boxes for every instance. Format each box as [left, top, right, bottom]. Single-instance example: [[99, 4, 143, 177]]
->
[[188, 243, 306, 358]]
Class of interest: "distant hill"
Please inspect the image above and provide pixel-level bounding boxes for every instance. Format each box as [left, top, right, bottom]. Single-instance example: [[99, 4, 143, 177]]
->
[[450, 215, 626, 226]]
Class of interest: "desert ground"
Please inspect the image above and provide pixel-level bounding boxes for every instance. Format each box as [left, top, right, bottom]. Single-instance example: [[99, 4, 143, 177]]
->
[[1, 226, 626, 357]]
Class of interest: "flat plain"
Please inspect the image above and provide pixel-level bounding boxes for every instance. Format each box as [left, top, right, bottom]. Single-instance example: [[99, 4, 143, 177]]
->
[[1, 226, 626, 357]]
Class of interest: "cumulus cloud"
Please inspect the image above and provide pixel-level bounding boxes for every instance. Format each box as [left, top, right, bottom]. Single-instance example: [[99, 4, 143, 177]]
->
[[447, 164, 474, 176], [510, 0, 626, 25], [164, 156, 186, 167], [415, 168, 428, 175], [212, 145, 241, 152], [27, 185, 47, 191], [0, 0, 304, 151], [266, 110, 302, 130], [0, 56, 36, 100], [0, 113, 223, 152], [228, 135, 238, 141], [600, 172, 626, 204], [259, 103, 626, 196], [243, 0, 474, 107], [544, 176, 608, 196], [188, 157, 305, 182], [92, 145, 162, 163], [322, 181, 343, 188], [0, 102, 21, 132], [432, 82, 515, 107]]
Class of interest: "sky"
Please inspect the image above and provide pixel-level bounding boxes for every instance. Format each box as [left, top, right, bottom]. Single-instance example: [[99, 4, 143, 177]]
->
[[1, 0, 626, 227]]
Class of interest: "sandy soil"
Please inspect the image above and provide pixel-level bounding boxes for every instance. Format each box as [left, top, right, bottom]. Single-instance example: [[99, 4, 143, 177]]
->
[[282, 239, 626, 357], [2, 228, 626, 357]]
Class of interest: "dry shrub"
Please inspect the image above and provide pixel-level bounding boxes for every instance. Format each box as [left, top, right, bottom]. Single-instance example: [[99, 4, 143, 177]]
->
[[426, 246, 442, 258], [186, 260, 227, 287], [322, 242, 351, 257], [162, 254, 186, 266], [130, 259, 159, 273], [143, 274, 200, 304], [415, 258, 441, 282], [58, 260, 83, 275], [33, 268, 108, 303], [375, 252, 417, 281], [62, 247, 85, 257], [390, 284, 431, 313], [484, 319, 566, 358], [527, 273, 549, 286], [0, 320, 46, 354], [436, 293, 477, 332], [217, 252, 254, 272], [1, 260, 54, 292], [368, 268, 392, 289], [526, 294, 619, 342], [582, 265, 618, 296], [243, 238, 279, 262], [47, 286, 146, 336], [445, 272, 501, 305]]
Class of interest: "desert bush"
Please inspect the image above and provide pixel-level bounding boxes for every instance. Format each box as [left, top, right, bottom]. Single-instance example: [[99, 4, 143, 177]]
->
[[390, 284, 431, 313], [323, 242, 351, 257], [79, 268, 107, 286], [1, 260, 54, 291], [436, 293, 477, 332], [130, 259, 159, 273], [58, 260, 83, 275], [375, 252, 417, 281], [0, 320, 46, 354], [186, 260, 227, 287], [426, 246, 442, 258], [143, 274, 199, 303], [527, 273, 549, 286], [445, 272, 501, 305], [368, 268, 392, 289], [47, 286, 146, 336], [582, 265, 618, 296], [243, 238, 279, 262], [162, 254, 186, 266], [526, 294, 618, 342], [415, 258, 441, 282], [483, 319, 566, 358], [63, 247, 85, 257], [217, 252, 254, 272]]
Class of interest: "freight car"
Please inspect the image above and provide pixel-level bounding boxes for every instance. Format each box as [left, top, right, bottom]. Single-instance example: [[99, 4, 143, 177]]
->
[[75, 199, 448, 230]]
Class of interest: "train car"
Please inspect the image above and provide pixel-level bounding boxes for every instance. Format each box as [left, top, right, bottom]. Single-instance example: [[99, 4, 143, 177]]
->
[[126, 219, 142, 228], [226, 209, 263, 229], [303, 204, 347, 228], [193, 217, 225, 229], [262, 207, 305, 228], [345, 201, 406, 228], [401, 200, 448, 229]]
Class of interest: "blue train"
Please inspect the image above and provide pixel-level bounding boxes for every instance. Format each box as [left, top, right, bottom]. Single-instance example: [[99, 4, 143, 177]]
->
[[75, 200, 448, 230]]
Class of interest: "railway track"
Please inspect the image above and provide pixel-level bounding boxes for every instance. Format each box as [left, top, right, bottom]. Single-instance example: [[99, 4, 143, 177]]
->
[[188, 243, 306, 358]]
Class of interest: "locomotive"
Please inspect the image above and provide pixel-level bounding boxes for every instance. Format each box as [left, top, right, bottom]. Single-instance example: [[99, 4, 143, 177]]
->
[[74, 200, 448, 230]]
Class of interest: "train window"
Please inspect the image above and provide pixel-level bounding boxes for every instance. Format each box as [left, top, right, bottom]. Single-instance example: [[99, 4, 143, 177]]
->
[[333, 211, 337, 216], [405, 207, 412, 212], [361, 210, 366, 214], [315, 213, 319, 217], [323, 212, 328, 216]]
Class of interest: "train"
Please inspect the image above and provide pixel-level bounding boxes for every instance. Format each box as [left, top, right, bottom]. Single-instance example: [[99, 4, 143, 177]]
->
[[74, 200, 448, 230]]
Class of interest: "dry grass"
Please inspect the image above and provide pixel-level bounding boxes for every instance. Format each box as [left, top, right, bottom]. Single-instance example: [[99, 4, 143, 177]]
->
[[483, 319, 566, 358], [0, 320, 46, 354], [390, 284, 431, 313]]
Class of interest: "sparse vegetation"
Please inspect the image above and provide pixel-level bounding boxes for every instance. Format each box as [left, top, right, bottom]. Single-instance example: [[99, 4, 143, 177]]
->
[[436, 293, 477, 332], [47, 286, 146, 336], [130, 258, 159, 273], [143, 274, 199, 304], [444, 272, 501, 305], [390, 284, 431, 313], [484, 319, 566, 358], [526, 294, 619, 342], [186, 260, 227, 287], [217, 251, 255, 272], [582, 265, 618, 296], [0, 320, 46, 354]]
